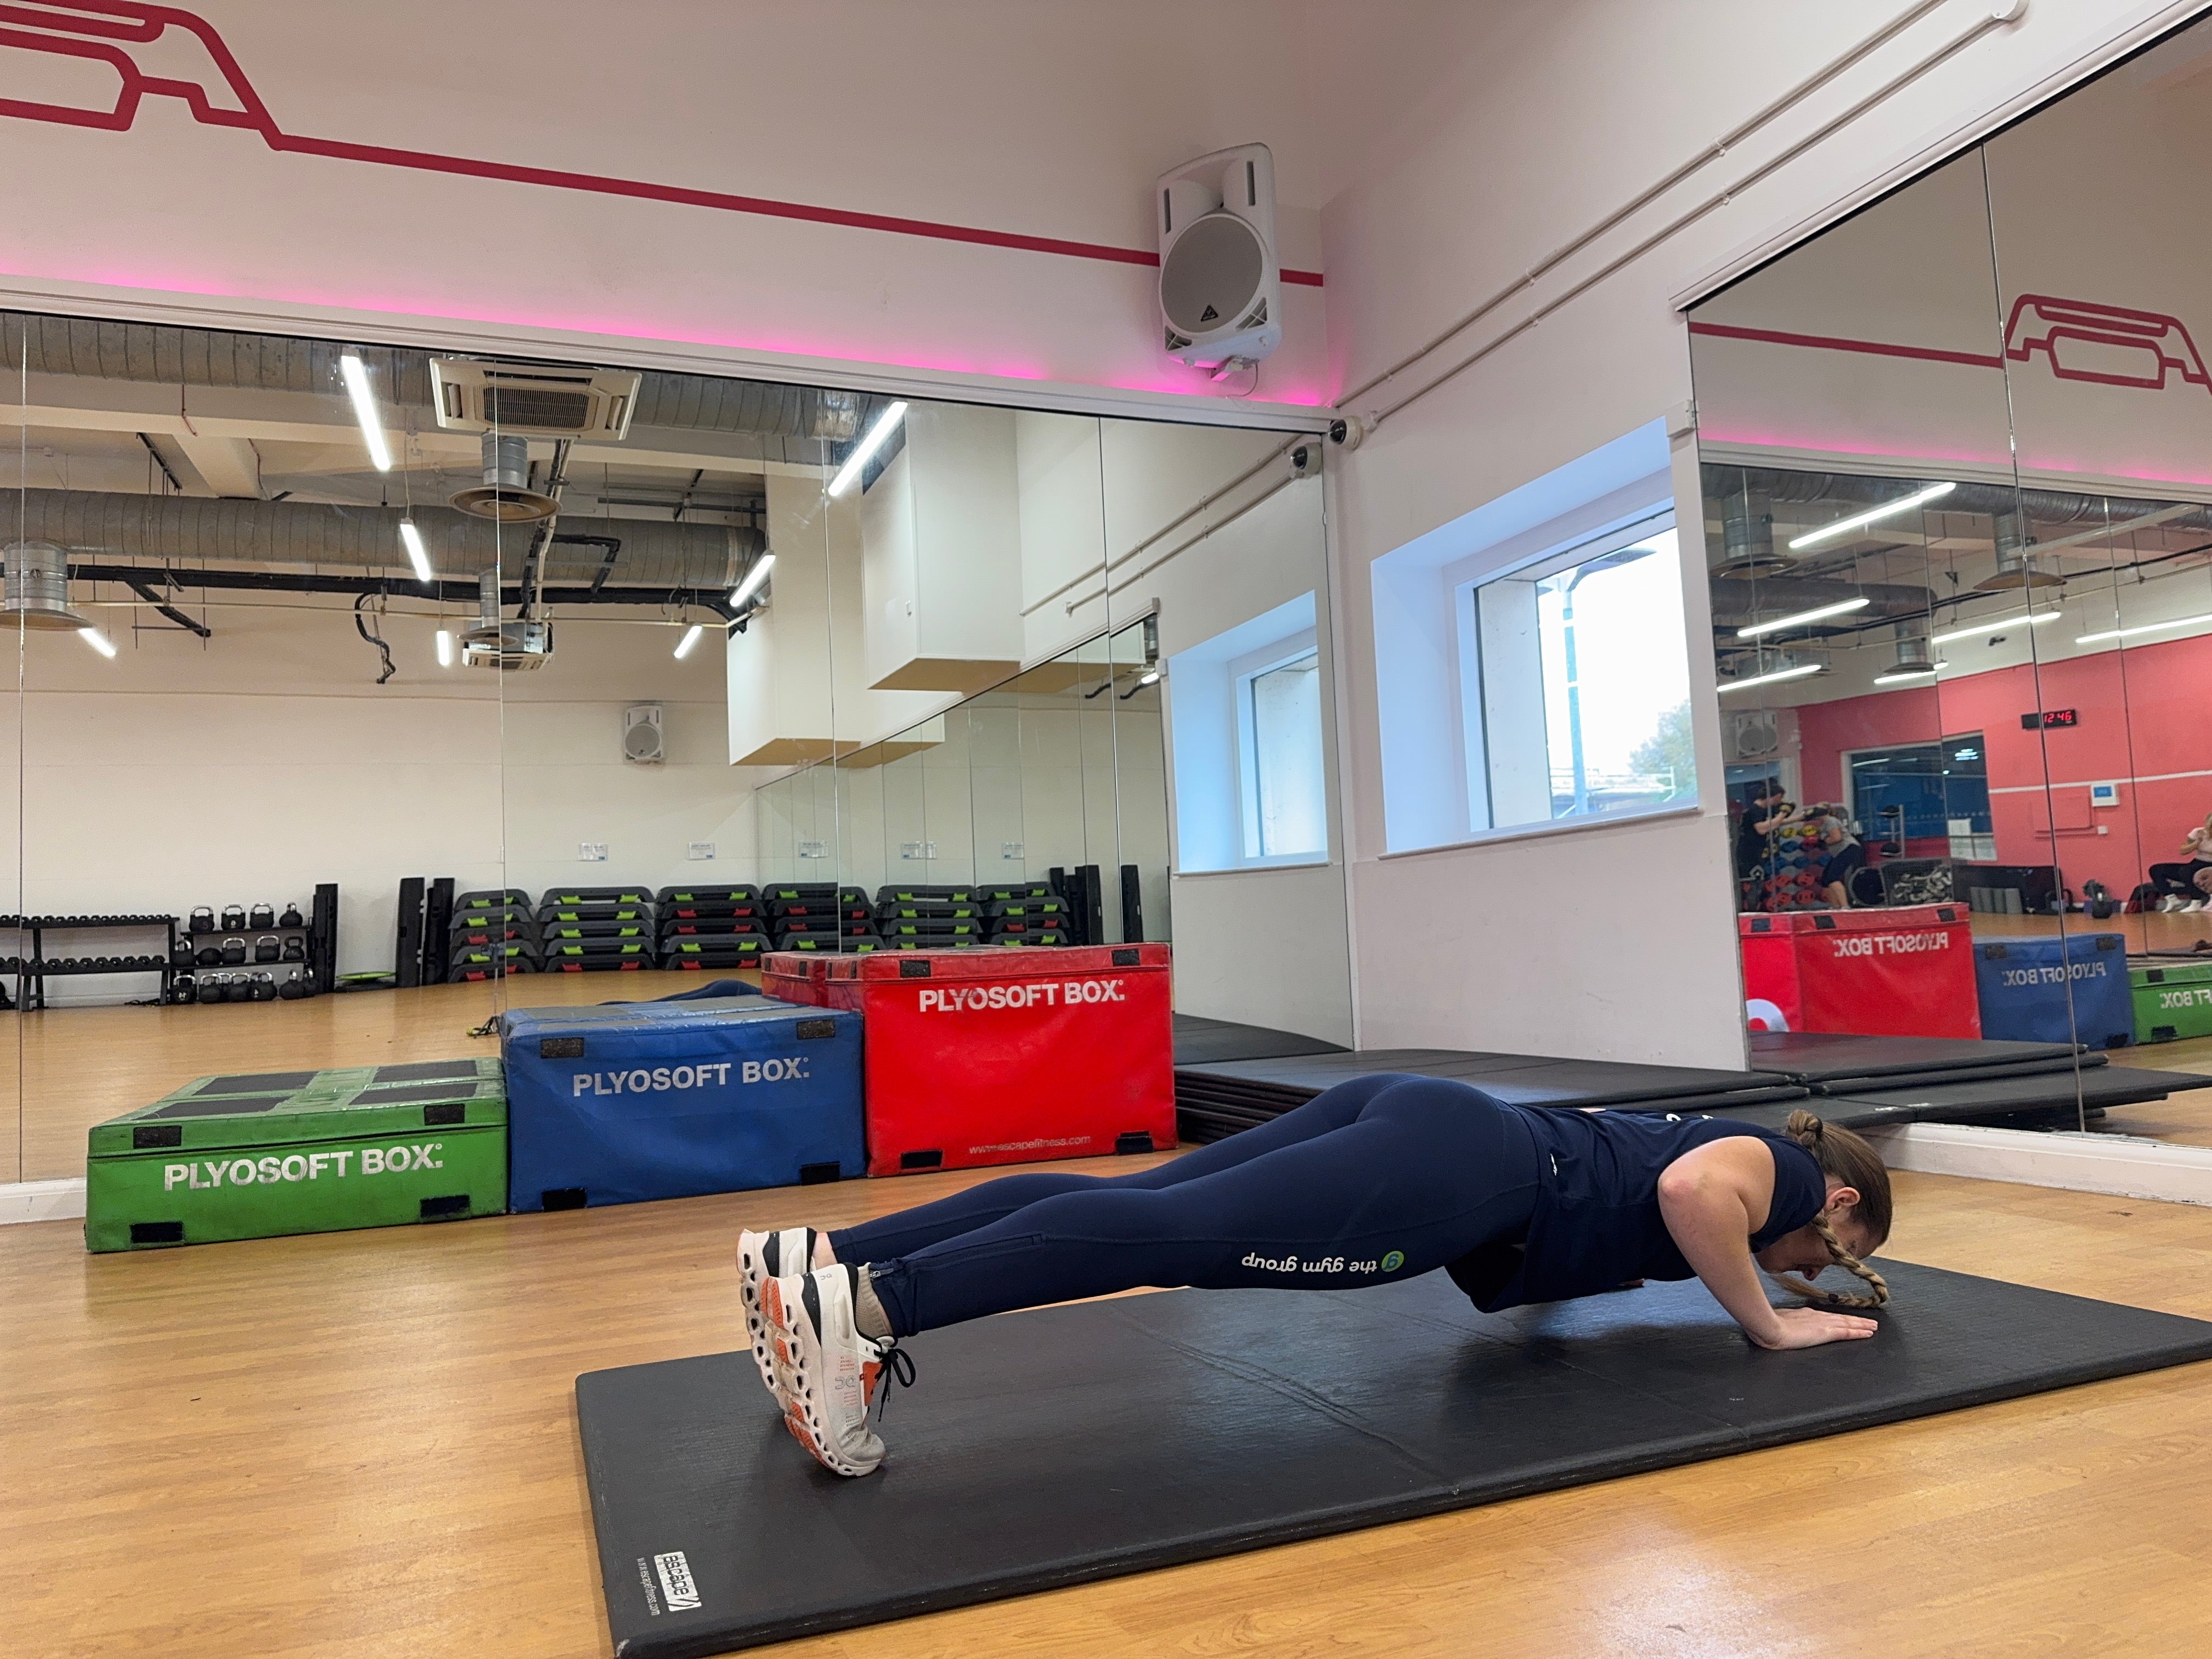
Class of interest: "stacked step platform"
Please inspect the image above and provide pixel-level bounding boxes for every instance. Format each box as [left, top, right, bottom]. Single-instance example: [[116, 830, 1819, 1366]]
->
[[448, 889, 538, 981], [873, 884, 985, 950], [973, 882, 1075, 946], [656, 885, 770, 970], [537, 885, 658, 972], [763, 883, 878, 954]]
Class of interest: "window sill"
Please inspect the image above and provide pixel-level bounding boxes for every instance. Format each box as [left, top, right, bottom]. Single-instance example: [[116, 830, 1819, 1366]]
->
[[1379, 801, 1706, 860], [1171, 860, 1336, 879]]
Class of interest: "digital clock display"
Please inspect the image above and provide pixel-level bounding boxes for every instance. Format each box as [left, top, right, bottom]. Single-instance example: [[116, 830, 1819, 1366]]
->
[[2019, 708, 2079, 729]]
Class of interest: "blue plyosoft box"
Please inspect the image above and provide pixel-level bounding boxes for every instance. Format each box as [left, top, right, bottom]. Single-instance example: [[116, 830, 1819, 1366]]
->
[[1973, 933, 2134, 1050], [500, 997, 865, 1212]]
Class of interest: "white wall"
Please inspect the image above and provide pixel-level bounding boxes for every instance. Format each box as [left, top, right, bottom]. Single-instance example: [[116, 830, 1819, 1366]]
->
[[21, 594, 768, 1000], [1319, 0, 2192, 1066]]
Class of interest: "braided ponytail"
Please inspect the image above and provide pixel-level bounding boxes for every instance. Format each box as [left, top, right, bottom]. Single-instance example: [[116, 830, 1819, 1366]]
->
[[1770, 1109, 1893, 1309]]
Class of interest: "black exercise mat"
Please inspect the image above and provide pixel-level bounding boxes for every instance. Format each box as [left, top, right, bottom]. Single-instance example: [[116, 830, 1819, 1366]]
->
[[1171, 1014, 1348, 1065], [577, 1261, 2212, 1657], [1176, 1049, 1784, 1110], [1747, 1030, 2082, 1083], [1806, 1053, 2106, 1096], [1826, 1064, 2212, 1121]]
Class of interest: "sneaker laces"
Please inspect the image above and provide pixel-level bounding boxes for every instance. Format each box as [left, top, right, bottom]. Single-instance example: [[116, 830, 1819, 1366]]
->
[[871, 1339, 917, 1423]]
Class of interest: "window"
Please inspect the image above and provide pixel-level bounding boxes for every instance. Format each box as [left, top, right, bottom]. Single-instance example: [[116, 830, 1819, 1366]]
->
[[1369, 418, 1684, 853], [1167, 591, 1330, 872], [1243, 650, 1325, 857], [1464, 523, 1693, 832], [1846, 735, 1990, 853]]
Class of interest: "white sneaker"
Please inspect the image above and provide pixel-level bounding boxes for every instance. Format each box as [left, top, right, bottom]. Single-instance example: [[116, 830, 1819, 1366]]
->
[[762, 1263, 911, 1478], [736, 1228, 826, 1397], [2187, 901, 2208, 914], [2162, 896, 2187, 912]]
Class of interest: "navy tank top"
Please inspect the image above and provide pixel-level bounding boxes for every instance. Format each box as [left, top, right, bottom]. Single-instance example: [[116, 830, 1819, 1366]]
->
[[1448, 1106, 1829, 1312]]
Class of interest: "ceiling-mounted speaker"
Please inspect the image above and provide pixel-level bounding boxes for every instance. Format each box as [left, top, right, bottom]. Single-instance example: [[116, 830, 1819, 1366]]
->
[[623, 703, 664, 764], [1156, 143, 1282, 372]]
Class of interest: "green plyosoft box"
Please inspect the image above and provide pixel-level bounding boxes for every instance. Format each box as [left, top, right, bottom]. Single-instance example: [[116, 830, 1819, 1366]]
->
[[2131, 961, 2212, 1044], [86, 1062, 508, 1253]]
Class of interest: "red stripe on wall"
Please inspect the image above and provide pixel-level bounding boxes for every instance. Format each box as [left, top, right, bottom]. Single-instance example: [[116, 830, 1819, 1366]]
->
[[1688, 320, 2000, 371]]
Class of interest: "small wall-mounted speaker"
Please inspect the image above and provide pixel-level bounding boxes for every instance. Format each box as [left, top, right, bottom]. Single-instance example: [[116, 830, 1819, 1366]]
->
[[623, 703, 664, 763]]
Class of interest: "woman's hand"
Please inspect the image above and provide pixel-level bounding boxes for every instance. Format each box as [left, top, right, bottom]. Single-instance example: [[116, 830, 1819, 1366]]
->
[[1752, 1305, 1880, 1350]]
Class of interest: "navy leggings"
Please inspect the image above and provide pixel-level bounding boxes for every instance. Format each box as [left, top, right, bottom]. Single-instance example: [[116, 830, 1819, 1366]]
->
[[828, 1074, 1543, 1337]]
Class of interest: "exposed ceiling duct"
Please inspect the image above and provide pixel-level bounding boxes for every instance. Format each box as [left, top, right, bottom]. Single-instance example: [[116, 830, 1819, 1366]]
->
[[0, 313, 889, 443], [462, 565, 553, 672], [450, 432, 561, 522], [2, 488, 755, 591], [2, 540, 92, 630], [1707, 577, 1938, 631], [1874, 624, 1942, 685]]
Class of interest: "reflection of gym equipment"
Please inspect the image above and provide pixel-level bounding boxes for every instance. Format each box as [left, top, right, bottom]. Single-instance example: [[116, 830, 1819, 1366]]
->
[[1953, 861, 2066, 916]]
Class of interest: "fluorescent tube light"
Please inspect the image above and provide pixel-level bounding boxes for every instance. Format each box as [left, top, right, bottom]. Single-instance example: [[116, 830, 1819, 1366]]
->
[[1787, 481, 1956, 550], [78, 626, 116, 658], [337, 354, 394, 472], [1137, 668, 1161, 686], [826, 400, 909, 498], [1929, 609, 2061, 647], [2076, 610, 2212, 645], [1735, 596, 1870, 639], [729, 552, 776, 609], [1717, 662, 1824, 694], [673, 623, 704, 660], [398, 517, 432, 584], [435, 628, 454, 668], [1873, 661, 1948, 685]]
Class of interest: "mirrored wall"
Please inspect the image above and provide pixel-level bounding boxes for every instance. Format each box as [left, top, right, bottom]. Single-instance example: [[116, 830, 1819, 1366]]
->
[[2, 310, 1346, 1183], [1688, 13, 2212, 1128]]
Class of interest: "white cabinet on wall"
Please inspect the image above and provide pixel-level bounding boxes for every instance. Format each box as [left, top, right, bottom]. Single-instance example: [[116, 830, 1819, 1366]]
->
[[859, 404, 1025, 693]]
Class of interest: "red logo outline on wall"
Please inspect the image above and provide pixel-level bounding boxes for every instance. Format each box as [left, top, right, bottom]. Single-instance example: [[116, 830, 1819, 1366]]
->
[[0, 1, 1325, 285], [2001, 294, 2212, 394]]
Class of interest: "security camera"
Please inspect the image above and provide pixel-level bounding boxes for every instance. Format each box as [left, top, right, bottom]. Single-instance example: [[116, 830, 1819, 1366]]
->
[[1327, 415, 1368, 450], [1290, 443, 1321, 479]]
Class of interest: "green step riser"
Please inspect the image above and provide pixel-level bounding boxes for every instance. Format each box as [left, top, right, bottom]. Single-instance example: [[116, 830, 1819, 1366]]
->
[[88, 1098, 505, 1156], [2132, 983, 2212, 1044], [85, 1127, 508, 1251]]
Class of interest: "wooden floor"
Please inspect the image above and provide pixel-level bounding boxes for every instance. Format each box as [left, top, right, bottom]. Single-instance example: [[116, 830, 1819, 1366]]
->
[[7, 1154, 2212, 1657]]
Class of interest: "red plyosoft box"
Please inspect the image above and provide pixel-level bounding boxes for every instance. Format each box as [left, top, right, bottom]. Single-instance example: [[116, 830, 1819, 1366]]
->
[[1739, 904, 1979, 1040], [760, 951, 827, 1007], [814, 943, 1175, 1176]]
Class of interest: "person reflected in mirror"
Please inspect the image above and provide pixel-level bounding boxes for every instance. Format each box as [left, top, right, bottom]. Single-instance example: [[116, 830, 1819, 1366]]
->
[[2148, 815, 2212, 911], [1734, 785, 1793, 890], [1815, 814, 1866, 909]]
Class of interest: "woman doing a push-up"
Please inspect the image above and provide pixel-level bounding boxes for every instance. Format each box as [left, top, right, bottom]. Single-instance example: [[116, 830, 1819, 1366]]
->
[[737, 1072, 1893, 1477]]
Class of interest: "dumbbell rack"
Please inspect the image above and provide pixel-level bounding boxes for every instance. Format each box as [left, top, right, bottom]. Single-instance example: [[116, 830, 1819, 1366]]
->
[[3, 915, 179, 1012], [184, 917, 313, 1006]]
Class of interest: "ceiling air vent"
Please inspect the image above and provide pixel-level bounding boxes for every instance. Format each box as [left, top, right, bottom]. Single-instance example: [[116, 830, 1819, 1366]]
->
[[430, 359, 640, 439]]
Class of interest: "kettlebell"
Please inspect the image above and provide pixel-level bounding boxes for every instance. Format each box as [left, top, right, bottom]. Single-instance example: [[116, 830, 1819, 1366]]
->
[[221, 937, 247, 966], [221, 904, 246, 932], [250, 971, 277, 1002], [278, 970, 307, 1001], [195, 945, 222, 968], [253, 935, 280, 964], [171, 938, 196, 968], [170, 974, 198, 1006], [279, 902, 303, 929], [200, 976, 228, 1005], [2084, 879, 2116, 920], [190, 906, 215, 935], [249, 902, 275, 931], [281, 936, 306, 963]]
